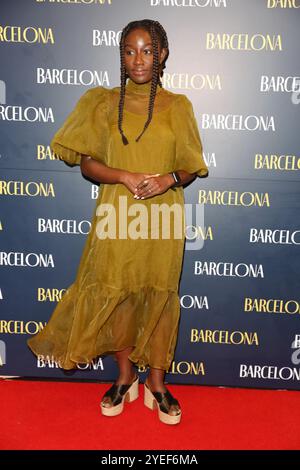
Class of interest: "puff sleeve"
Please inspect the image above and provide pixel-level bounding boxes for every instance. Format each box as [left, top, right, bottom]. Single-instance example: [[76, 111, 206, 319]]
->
[[171, 94, 208, 178], [50, 86, 109, 166]]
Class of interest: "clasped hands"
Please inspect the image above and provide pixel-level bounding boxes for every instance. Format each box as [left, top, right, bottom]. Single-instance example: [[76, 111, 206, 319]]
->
[[123, 172, 174, 200]]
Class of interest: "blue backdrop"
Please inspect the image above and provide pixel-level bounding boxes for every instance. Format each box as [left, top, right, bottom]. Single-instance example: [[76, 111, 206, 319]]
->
[[0, 0, 300, 390]]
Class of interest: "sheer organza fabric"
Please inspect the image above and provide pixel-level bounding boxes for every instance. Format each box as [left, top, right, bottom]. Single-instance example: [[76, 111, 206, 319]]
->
[[27, 78, 208, 370]]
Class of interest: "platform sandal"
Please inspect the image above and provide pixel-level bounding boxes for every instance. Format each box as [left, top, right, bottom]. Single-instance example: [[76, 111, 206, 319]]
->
[[100, 374, 139, 417], [144, 379, 182, 425]]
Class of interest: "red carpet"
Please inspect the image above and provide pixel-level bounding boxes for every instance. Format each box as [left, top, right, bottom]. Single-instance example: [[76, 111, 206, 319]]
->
[[1, 378, 300, 450]]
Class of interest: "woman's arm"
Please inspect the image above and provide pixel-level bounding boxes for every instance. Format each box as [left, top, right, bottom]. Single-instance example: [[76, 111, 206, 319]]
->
[[134, 170, 197, 199], [80, 156, 158, 196], [81, 156, 197, 199], [80, 156, 124, 184], [173, 170, 197, 186]]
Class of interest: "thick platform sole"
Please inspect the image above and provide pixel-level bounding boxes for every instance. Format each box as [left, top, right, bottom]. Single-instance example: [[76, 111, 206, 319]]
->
[[144, 383, 181, 425], [100, 375, 139, 417]]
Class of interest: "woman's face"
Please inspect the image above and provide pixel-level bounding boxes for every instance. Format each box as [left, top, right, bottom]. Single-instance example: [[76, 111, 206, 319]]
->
[[124, 28, 167, 84]]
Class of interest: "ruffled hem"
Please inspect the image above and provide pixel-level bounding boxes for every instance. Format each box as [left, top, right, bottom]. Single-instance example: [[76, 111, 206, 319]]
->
[[27, 283, 181, 371]]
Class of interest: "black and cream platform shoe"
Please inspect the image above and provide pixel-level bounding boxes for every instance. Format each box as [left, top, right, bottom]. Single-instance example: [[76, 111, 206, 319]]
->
[[144, 379, 182, 425], [100, 374, 139, 417]]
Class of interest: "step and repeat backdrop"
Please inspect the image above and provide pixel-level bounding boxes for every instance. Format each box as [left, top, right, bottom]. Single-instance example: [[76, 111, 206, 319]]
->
[[0, 0, 300, 389]]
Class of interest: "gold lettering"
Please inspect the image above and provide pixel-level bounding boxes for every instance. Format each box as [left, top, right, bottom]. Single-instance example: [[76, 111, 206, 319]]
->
[[244, 297, 300, 314], [206, 33, 282, 51], [37, 145, 59, 161], [0, 320, 46, 334], [37, 288, 67, 302], [198, 190, 270, 207], [267, 0, 300, 8], [254, 153, 300, 171], [0, 180, 55, 197], [191, 328, 259, 346], [0, 26, 54, 44]]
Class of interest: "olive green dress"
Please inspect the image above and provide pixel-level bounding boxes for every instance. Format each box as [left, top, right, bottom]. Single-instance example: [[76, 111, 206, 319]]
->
[[27, 78, 208, 371]]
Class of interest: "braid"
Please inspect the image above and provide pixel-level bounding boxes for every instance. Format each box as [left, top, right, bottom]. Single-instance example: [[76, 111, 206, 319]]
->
[[118, 24, 131, 146], [118, 19, 169, 145]]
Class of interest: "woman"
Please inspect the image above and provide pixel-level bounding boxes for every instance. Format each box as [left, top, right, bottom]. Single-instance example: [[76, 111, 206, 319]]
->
[[27, 19, 208, 425]]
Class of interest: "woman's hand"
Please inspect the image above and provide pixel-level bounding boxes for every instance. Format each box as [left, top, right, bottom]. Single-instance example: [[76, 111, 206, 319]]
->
[[133, 173, 174, 199], [121, 171, 158, 196]]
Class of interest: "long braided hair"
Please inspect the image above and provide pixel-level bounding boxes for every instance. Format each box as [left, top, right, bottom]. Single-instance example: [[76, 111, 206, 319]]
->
[[118, 19, 169, 145]]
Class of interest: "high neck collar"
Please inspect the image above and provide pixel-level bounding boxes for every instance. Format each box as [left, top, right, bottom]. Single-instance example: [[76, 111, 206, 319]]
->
[[126, 77, 163, 95]]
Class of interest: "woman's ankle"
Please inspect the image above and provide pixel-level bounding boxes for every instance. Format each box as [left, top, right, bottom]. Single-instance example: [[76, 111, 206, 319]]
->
[[116, 369, 136, 385], [146, 375, 167, 393]]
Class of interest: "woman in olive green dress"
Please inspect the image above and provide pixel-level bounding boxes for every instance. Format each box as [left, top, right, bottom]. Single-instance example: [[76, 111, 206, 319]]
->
[[27, 19, 208, 425]]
